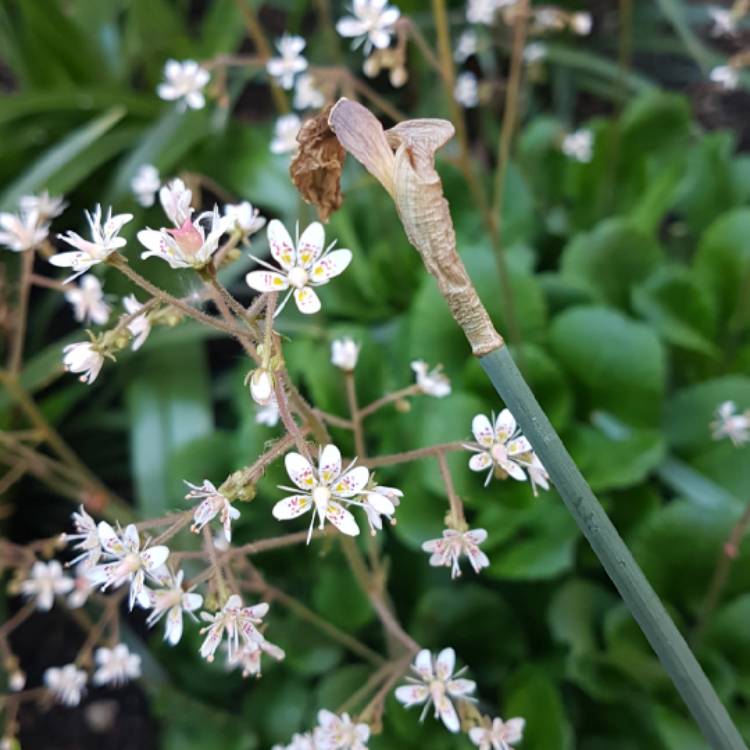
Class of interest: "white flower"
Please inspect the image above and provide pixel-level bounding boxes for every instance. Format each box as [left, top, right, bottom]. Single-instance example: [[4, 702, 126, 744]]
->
[[526, 454, 550, 496], [570, 11, 592, 35], [411, 360, 451, 397], [267, 34, 308, 90], [185, 479, 240, 542], [256, 397, 280, 427], [711, 65, 739, 90], [245, 220, 352, 315], [314, 710, 370, 749], [336, 0, 401, 53], [467, 0, 514, 25], [198, 594, 274, 662], [64, 505, 102, 568], [19, 191, 67, 222], [271, 114, 302, 155], [248, 367, 275, 405], [87, 522, 170, 610], [51, 205, 133, 281], [0, 209, 48, 252], [9, 671, 25, 691], [273, 444, 369, 542], [469, 716, 526, 750], [711, 400, 750, 446], [67, 565, 94, 609], [455, 30, 478, 62], [62, 342, 105, 385], [64, 275, 110, 325], [331, 337, 360, 371], [466, 410, 545, 488], [157, 59, 210, 110], [708, 6, 736, 37], [361, 485, 401, 534], [44, 664, 87, 707], [92, 644, 141, 687], [226, 637, 285, 678], [422, 528, 489, 578], [395, 648, 476, 733], [159, 178, 193, 227], [20, 560, 74, 611], [294, 73, 326, 110], [142, 570, 203, 645], [454, 71, 479, 108], [131, 164, 161, 207], [122, 294, 151, 351], [138, 205, 232, 270], [561, 128, 593, 163], [523, 42, 546, 64], [274, 732, 316, 750], [223, 202, 266, 237]]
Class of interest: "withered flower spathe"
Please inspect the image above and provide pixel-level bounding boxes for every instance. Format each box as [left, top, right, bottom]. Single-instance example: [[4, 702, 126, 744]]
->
[[327, 98, 503, 357], [290, 106, 346, 222]]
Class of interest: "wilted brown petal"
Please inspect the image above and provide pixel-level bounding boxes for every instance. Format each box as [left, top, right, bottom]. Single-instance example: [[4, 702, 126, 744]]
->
[[290, 106, 346, 222]]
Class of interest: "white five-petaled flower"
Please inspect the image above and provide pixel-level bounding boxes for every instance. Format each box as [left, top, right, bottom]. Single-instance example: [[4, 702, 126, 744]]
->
[[92, 643, 141, 686], [395, 648, 476, 733], [64, 274, 111, 325], [293, 73, 326, 110], [20, 191, 67, 222], [20, 560, 74, 611], [708, 6, 736, 37], [157, 59, 211, 110], [336, 0, 401, 53], [256, 397, 281, 427], [159, 178, 193, 227], [138, 205, 232, 270], [466, 410, 545, 488], [245, 220, 352, 316], [44, 664, 87, 707], [0, 208, 48, 252], [52, 205, 133, 281], [198, 594, 274, 662], [711, 400, 750, 446], [710, 65, 739, 90], [469, 716, 526, 750], [422, 528, 489, 578], [331, 337, 360, 371], [122, 294, 151, 351], [561, 128, 593, 163], [87, 522, 170, 610], [454, 71, 479, 108], [362, 485, 401, 534], [271, 114, 302, 155], [142, 570, 203, 645], [223, 202, 266, 237], [455, 30, 478, 62], [65, 505, 102, 568], [273, 444, 369, 542], [62, 342, 105, 385], [411, 360, 451, 398], [314, 710, 371, 750], [185, 479, 240, 542], [267, 34, 308, 90], [131, 164, 161, 207]]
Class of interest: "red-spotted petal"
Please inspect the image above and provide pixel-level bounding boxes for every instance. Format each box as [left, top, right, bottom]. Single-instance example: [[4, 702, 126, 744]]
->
[[310, 249, 352, 284], [469, 451, 492, 472], [414, 649, 434, 680], [245, 270, 290, 293], [285, 452, 315, 489], [495, 409, 517, 441], [325, 501, 360, 536], [318, 444, 342, 484], [267, 219, 295, 270], [296, 222, 325, 268], [471, 414, 494, 447], [507, 436, 532, 457], [272, 494, 312, 519], [333, 465, 369, 497], [293, 286, 321, 314], [97, 522, 126, 556], [141, 545, 169, 570], [436, 692, 460, 733], [435, 647, 455, 680], [395, 684, 429, 706]]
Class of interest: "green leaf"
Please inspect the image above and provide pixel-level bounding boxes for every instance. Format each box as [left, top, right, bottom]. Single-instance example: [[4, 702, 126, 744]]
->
[[653, 706, 707, 750], [313, 557, 374, 631], [0, 107, 125, 210], [550, 306, 666, 426], [126, 342, 213, 516], [560, 218, 663, 309]]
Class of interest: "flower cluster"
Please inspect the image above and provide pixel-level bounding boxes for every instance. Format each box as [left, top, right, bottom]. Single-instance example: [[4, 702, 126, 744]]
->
[[0, 192, 65, 253], [273, 710, 371, 750], [711, 400, 750, 446]]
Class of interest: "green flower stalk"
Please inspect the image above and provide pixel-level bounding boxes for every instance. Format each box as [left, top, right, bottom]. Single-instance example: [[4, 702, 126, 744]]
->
[[322, 97, 747, 750]]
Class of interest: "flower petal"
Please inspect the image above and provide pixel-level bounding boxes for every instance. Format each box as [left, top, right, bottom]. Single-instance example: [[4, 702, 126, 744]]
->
[[296, 222, 325, 268], [333, 465, 369, 497], [435, 647, 455, 680], [447, 677, 476, 696], [414, 649, 434, 680], [285, 452, 316, 489], [325, 500, 360, 536], [97, 522, 126, 557], [165, 605, 183, 645], [394, 684, 429, 706], [318, 444, 342, 484], [293, 286, 321, 314], [245, 270, 290, 293], [472, 414, 494, 447], [310, 249, 352, 283], [273, 494, 313, 519], [436, 693, 460, 733], [495, 409, 517, 441], [267, 219, 295, 270], [468, 451, 492, 472], [142, 545, 169, 570]]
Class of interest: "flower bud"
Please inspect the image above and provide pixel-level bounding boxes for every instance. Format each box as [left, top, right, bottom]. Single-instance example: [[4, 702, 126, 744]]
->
[[9, 671, 25, 691], [248, 368, 274, 405], [330, 337, 360, 371]]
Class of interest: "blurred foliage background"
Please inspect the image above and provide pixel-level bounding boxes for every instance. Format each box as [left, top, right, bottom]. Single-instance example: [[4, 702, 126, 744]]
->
[[2, 0, 750, 748]]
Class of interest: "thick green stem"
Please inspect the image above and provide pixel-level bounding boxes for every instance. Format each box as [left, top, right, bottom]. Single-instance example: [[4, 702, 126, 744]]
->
[[480, 346, 746, 750]]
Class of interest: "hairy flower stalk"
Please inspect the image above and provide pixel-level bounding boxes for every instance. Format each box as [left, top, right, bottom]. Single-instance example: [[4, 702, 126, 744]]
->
[[323, 98, 746, 750]]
